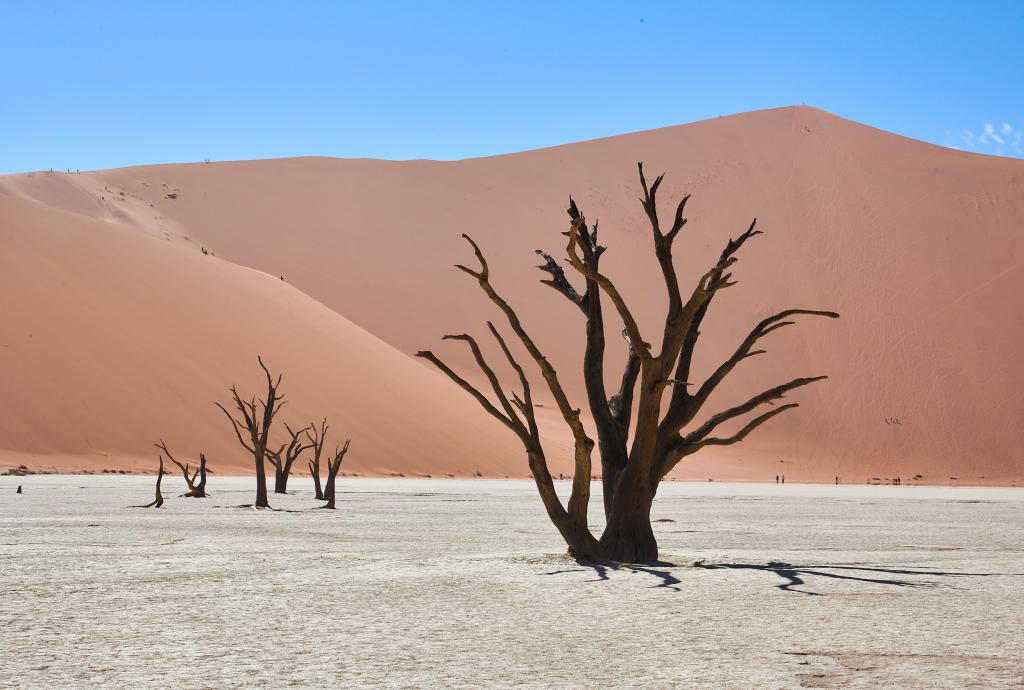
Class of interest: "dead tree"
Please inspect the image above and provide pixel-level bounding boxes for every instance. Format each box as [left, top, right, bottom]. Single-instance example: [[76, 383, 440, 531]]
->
[[133, 456, 166, 508], [417, 164, 838, 562], [216, 357, 285, 509], [154, 440, 208, 497], [267, 423, 313, 494], [321, 439, 351, 509], [305, 418, 329, 500]]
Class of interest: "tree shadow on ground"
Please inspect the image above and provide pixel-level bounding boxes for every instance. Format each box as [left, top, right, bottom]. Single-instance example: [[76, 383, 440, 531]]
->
[[545, 559, 1003, 595], [694, 561, 1002, 596], [544, 560, 684, 591], [213, 504, 308, 513]]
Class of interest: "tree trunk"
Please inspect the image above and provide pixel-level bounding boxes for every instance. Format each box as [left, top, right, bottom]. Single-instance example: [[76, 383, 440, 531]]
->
[[323, 474, 337, 509], [310, 460, 324, 500], [599, 464, 624, 520], [254, 452, 270, 508], [323, 461, 342, 509], [564, 526, 604, 562], [598, 484, 658, 563], [194, 454, 208, 497], [133, 457, 166, 508], [277, 460, 296, 494]]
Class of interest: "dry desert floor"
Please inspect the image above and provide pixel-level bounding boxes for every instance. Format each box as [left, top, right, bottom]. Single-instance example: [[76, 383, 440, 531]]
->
[[1, 476, 1023, 688]]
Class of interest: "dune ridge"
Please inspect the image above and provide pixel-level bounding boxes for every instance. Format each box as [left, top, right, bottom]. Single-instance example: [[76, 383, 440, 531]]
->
[[3, 106, 1022, 484], [0, 185, 541, 477]]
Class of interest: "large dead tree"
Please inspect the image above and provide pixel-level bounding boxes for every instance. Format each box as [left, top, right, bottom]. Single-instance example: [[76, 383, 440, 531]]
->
[[154, 440, 208, 497], [132, 456, 166, 508], [417, 164, 838, 562], [305, 418, 329, 500], [216, 357, 285, 509], [267, 423, 312, 494], [321, 439, 351, 509]]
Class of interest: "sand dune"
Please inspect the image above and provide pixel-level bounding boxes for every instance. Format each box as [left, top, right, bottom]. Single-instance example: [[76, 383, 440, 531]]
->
[[3, 106, 1023, 483], [0, 185, 536, 476]]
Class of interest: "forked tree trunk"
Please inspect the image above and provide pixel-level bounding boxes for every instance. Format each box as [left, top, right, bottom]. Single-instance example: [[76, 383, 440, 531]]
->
[[269, 423, 313, 494], [321, 439, 351, 510], [195, 454, 208, 496], [310, 461, 324, 500], [268, 451, 285, 495], [216, 357, 285, 509], [306, 419, 329, 501], [418, 164, 837, 562], [322, 476, 337, 509], [155, 440, 208, 498]]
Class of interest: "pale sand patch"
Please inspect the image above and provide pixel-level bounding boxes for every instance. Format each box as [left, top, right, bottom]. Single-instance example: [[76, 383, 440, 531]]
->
[[2, 477, 1022, 688]]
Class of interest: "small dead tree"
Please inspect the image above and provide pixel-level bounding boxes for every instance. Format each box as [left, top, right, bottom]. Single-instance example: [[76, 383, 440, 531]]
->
[[418, 164, 838, 562], [154, 440, 208, 497], [305, 418, 329, 500], [267, 423, 313, 494], [133, 456, 166, 508], [321, 439, 351, 509], [216, 357, 285, 509]]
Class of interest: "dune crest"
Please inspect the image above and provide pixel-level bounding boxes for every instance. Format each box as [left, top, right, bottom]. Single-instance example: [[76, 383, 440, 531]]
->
[[3, 106, 1023, 483], [0, 186, 540, 476]]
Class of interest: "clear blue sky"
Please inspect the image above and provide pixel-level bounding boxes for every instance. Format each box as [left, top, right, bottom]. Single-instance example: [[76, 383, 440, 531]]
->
[[2, 1, 1022, 173]]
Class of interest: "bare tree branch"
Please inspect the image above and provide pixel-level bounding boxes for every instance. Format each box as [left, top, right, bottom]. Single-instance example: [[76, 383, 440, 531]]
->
[[486, 321, 539, 442], [305, 418, 329, 500], [661, 309, 839, 439], [415, 349, 523, 437], [443, 333, 525, 431], [683, 375, 828, 446], [132, 456, 165, 508], [695, 403, 800, 448], [535, 249, 585, 309], [564, 218, 650, 364], [154, 439, 207, 497]]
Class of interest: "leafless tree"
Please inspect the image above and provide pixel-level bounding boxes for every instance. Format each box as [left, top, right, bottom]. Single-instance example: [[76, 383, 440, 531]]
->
[[321, 439, 351, 509], [305, 418, 329, 500], [267, 422, 313, 494], [154, 440, 208, 497], [132, 456, 166, 508], [216, 357, 285, 509], [417, 164, 838, 562]]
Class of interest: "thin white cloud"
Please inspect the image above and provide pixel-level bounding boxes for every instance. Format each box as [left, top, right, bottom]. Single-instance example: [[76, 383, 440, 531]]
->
[[951, 121, 1021, 157], [983, 123, 1006, 145]]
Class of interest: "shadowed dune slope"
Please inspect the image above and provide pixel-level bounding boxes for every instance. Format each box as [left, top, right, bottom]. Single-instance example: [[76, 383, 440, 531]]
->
[[4, 106, 1023, 483], [0, 187, 536, 476]]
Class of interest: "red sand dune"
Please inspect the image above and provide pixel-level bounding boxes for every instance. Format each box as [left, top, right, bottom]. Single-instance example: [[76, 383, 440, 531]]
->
[[2, 106, 1022, 483], [0, 184, 533, 476]]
